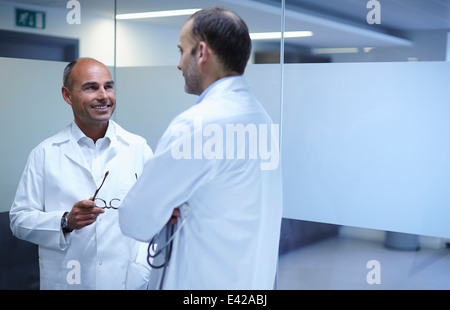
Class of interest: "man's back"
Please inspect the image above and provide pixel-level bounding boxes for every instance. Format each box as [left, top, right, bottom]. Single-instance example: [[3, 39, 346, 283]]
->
[[124, 76, 282, 289]]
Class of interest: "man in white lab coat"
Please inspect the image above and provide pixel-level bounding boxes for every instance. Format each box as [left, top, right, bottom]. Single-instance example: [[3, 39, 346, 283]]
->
[[119, 7, 283, 289], [9, 58, 153, 289]]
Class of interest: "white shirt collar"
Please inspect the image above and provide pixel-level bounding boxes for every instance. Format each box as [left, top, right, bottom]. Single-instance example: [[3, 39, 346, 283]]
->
[[70, 121, 115, 145]]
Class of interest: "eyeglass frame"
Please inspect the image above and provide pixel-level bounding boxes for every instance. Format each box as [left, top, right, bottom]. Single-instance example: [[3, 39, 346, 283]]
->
[[94, 197, 120, 209], [92, 171, 121, 210]]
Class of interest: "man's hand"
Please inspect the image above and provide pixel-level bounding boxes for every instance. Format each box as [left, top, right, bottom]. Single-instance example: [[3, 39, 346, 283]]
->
[[66, 198, 105, 230]]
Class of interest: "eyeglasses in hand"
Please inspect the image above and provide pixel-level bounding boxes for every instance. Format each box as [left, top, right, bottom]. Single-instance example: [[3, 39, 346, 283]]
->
[[94, 197, 120, 209], [92, 171, 120, 210]]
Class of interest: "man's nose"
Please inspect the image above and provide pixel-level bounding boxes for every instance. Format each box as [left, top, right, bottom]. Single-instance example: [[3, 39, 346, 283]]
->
[[96, 87, 108, 100]]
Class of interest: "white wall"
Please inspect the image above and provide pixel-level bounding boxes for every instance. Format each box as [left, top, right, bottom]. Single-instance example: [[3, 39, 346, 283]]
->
[[1, 0, 446, 67], [329, 30, 449, 63], [0, 0, 181, 67], [0, 0, 115, 65], [116, 21, 181, 67]]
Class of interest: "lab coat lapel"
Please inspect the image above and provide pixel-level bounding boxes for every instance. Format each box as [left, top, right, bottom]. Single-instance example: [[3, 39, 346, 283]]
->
[[64, 138, 90, 173], [55, 126, 90, 173], [61, 121, 123, 176], [103, 123, 122, 173], [103, 142, 119, 173]]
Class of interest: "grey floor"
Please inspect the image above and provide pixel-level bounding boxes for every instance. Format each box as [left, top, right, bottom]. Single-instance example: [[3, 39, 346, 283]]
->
[[277, 236, 450, 290]]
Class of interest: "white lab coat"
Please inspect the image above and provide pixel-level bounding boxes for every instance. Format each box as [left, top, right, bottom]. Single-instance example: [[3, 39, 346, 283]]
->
[[9, 120, 153, 290], [119, 76, 283, 289]]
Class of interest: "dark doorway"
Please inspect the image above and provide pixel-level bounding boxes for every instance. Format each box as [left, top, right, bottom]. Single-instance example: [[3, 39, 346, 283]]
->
[[0, 212, 39, 289], [0, 29, 78, 62]]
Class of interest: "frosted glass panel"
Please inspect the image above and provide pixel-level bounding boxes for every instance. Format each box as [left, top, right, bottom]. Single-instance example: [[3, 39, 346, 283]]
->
[[115, 64, 282, 151], [282, 61, 450, 238], [0, 57, 71, 212]]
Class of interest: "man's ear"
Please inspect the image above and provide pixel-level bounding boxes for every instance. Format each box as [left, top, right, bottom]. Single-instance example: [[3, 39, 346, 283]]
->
[[197, 41, 209, 65], [61, 86, 72, 106]]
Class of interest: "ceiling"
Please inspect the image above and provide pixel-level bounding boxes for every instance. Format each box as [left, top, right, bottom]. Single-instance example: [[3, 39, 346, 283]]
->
[[4, 0, 450, 48], [265, 0, 450, 31]]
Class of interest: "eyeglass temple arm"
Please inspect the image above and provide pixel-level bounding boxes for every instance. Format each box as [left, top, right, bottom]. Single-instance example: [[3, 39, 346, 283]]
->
[[92, 171, 109, 200]]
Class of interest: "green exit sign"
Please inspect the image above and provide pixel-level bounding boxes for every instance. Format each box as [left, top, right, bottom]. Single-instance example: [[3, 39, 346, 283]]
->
[[16, 8, 46, 29]]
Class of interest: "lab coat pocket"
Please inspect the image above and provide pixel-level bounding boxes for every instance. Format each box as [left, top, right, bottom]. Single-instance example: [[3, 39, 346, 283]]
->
[[126, 261, 151, 290], [39, 258, 68, 290], [125, 242, 151, 290]]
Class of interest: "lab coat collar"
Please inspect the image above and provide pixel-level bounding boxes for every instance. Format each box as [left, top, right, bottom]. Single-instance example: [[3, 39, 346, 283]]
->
[[51, 124, 89, 172], [196, 75, 248, 105], [111, 121, 133, 148], [51, 120, 130, 172]]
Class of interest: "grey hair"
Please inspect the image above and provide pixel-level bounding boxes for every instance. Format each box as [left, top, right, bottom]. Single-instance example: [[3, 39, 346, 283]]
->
[[62, 59, 79, 90]]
